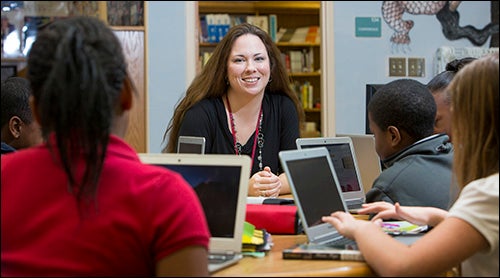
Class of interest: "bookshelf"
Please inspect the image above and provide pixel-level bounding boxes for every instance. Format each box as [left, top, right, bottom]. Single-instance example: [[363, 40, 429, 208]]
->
[[197, 1, 322, 137]]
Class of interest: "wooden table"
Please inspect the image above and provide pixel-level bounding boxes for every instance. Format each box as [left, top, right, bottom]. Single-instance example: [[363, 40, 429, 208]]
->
[[212, 234, 375, 277]]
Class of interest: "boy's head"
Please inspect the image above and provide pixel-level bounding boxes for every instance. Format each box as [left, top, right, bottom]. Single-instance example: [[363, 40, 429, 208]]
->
[[368, 78, 436, 160], [1, 76, 43, 152]]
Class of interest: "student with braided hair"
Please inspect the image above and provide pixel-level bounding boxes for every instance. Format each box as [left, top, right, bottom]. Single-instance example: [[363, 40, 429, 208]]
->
[[1, 16, 210, 276]]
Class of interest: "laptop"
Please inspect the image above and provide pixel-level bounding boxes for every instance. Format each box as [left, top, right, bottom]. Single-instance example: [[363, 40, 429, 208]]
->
[[295, 137, 367, 210], [279, 147, 423, 249], [177, 135, 206, 154], [279, 147, 357, 246], [336, 134, 382, 192], [138, 153, 251, 274]]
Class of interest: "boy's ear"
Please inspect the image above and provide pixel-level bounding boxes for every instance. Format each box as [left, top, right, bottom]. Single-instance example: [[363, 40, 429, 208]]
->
[[387, 125, 401, 147], [8, 116, 23, 138]]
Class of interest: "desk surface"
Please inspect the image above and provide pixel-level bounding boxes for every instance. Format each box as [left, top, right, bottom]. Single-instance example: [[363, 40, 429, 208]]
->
[[212, 234, 374, 277]]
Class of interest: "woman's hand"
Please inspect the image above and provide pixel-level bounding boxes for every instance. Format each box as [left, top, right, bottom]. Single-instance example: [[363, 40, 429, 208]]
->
[[248, 166, 282, 197]]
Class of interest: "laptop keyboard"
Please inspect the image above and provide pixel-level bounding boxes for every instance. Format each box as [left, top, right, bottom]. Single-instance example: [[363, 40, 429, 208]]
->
[[325, 236, 357, 248]]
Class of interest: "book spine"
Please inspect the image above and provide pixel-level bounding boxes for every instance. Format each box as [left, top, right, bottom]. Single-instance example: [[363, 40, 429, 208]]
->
[[269, 14, 277, 42], [283, 251, 364, 261], [207, 14, 217, 43]]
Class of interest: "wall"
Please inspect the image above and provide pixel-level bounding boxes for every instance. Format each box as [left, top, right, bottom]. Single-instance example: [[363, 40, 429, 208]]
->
[[146, 1, 494, 152], [147, 1, 190, 153], [332, 1, 493, 135]]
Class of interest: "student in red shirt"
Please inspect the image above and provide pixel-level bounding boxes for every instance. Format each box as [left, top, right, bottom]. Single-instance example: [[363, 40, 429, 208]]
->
[[1, 16, 210, 276]]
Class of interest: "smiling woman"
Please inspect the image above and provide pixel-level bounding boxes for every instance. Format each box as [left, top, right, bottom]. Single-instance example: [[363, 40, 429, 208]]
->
[[163, 22, 305, 198]]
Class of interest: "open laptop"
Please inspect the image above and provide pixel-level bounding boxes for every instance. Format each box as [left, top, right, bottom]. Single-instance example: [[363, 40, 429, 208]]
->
[[279, 147, 422, 248], [138, 153, 251, 274], [336, 134, 382, 192], [279, 147, 357, 246], [177, 135, 206, 154], [296, 137, 367, 211]]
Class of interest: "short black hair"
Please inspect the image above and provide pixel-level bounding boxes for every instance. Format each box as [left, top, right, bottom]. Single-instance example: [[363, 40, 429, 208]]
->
[[1, 76, 33, 127], [368, 79, 436, 141]]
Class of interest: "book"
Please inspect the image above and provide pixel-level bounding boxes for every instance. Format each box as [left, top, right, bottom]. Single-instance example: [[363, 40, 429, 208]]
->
[[247, 15, 269, 34], [278, 28, 295, 42], [282, 243, 364, 261], [288, 50, 303, 73], [268, 14, 277, 42], [206, 14, 218, 43], [305, 26, 320, 44], [199, 14, 208, 43], [289, 27, 309, 43]]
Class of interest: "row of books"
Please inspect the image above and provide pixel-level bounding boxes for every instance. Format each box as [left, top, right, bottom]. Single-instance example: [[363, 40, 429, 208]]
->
[[291, 81, 317, 110], [277, 26, 320, 44], [199, 14, 276, 43], [199, 13, 320, 44], [281, 48, 315, 73], [199, 47, 315, 73]]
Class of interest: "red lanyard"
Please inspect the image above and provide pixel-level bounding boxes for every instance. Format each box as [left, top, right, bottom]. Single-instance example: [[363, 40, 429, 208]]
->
[[226, 95, 262, 165]]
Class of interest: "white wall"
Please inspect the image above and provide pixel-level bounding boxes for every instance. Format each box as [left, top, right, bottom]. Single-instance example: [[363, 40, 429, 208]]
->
[[146, 1, 494, 152], [147, 1, 189, 152]]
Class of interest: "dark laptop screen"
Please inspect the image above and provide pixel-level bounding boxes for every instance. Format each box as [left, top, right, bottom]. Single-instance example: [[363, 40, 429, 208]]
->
[[155, 164, 241, 238], [300, 143, 361, 192], [284, 156, 346, 228]]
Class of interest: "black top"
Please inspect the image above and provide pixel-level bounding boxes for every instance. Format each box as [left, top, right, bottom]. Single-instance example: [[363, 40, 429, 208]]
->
[[179, 94, 300, 176]]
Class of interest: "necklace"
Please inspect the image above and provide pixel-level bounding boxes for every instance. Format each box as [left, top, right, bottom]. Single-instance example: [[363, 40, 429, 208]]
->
[[226, 95, 264, 171]]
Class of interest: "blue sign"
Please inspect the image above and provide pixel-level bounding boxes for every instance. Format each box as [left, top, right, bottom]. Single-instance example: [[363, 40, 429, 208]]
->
[[355, 17, 381, 37]]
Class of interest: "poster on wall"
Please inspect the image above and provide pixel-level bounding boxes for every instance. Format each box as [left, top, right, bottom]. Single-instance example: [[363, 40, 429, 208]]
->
[[382, 1, 498, 49]]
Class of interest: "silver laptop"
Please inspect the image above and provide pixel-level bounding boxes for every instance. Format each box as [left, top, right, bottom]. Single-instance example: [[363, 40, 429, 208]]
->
[[279, 147, 356, 246], [138, 153, 251, 274], [279, 147, 422, 248], [177, 135, 206, 154], [296, 137, 367, 210], [336, 134, 382, 193]]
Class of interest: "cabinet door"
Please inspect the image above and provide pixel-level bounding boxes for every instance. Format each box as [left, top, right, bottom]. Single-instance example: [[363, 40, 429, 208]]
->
[[114, 30, 146, 153]]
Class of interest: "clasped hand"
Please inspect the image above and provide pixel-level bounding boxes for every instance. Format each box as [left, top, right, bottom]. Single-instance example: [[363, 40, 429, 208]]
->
[[249, 166, 281, 197]]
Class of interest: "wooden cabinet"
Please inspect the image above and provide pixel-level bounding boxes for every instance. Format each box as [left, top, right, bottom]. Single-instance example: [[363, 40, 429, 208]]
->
[[197, 1, 322, 137]]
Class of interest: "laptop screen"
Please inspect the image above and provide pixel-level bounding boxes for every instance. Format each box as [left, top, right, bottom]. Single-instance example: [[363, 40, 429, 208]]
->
[[154, 164, 240, 238], [284, 155, 346, 228], [300, 143, 361, 193]]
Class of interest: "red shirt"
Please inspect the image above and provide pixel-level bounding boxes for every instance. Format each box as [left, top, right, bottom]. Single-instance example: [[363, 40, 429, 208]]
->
[[1, 135, 210, 276]]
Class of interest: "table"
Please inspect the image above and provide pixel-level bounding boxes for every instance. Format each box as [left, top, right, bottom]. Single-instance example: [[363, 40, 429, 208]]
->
[[212, 234, 375, 277]]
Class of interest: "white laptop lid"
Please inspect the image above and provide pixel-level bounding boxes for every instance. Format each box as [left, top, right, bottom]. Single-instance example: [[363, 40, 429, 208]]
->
[[296, 137, 366, 206], [279, 147, 349, 245], [138, 153, 251, 270], [177, 136, 206, 154], [336, 134, 382, 193]]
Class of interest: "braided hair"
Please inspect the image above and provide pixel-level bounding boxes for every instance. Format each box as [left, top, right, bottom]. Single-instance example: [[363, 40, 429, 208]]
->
[[27, 16, 127, 204]]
